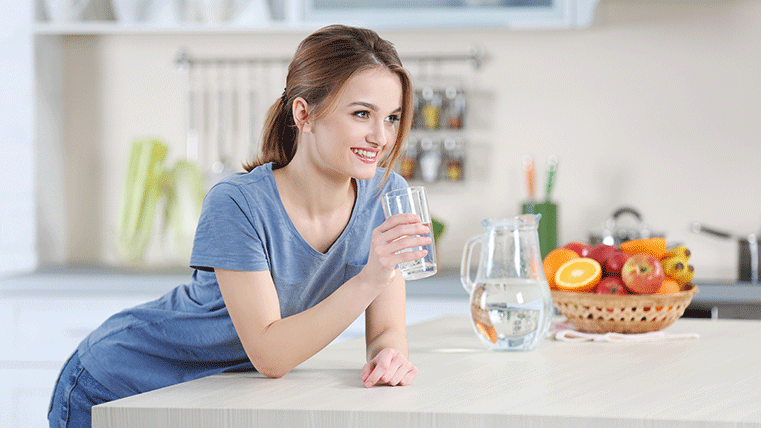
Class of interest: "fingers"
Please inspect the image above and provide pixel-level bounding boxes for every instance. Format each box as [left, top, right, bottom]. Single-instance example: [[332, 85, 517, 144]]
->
[[361, 214, 432, 287], [361, 349, 417, 388], [377, 213, 426, 234], [371, 216, 432, 269]]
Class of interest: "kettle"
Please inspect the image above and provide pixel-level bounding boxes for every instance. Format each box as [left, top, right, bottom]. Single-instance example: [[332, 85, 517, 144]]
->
[[589, 207, 665, 246]]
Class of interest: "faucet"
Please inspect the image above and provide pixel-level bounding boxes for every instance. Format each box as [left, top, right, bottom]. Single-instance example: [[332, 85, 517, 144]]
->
[[748, 234, 758, 285]]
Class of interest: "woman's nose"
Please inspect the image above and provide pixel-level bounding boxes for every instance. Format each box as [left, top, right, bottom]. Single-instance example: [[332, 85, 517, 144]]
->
[[367, 119, 388, 146]]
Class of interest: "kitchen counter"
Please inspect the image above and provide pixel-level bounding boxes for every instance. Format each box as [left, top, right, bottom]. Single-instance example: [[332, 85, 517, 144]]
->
[[93, 316, 761, 428]]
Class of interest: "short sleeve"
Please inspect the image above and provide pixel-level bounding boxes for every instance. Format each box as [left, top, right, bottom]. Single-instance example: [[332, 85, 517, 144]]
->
[[189, 182, 269, 272]]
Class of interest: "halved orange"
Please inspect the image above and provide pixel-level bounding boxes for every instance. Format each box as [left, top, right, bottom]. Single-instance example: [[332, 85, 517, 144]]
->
[[655, 278, 680, 295], [620, 237, 667, 259], [543, 248, 580, 289], [554, 258, 602, 292]]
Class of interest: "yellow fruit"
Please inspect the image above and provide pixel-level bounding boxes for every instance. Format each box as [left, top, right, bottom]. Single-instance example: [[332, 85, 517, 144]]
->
[[661, 256, 687, 278], [663, 246, 691, 261], [620, 237, 667, 259], [673, 264, 695, 285], [554, 258, 602, 293]]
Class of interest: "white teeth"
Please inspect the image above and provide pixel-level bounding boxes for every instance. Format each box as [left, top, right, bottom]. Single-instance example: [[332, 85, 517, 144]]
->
[[352, 148, 377, 159]]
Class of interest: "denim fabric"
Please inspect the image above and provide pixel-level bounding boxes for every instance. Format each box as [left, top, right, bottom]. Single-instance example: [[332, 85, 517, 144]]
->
[[48, 351, 119, 428]]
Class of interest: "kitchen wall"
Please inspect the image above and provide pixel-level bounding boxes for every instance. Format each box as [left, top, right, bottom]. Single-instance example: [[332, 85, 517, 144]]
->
[[0, 1, 36, 275], [55, 0, 759, 281]]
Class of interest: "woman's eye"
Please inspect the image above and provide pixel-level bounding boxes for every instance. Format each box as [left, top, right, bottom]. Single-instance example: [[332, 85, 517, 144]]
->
[[354, 111, 369, 119], [386, 114, 400, 124]]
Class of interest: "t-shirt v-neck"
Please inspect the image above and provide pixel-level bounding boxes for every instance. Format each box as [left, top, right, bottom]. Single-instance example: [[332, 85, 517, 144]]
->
[[270, 172, 361, 258]]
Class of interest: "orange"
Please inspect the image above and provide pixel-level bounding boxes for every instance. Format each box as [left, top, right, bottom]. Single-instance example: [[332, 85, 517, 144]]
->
[[543, 248, 579, 290], [475, 320, 498, 343], [620, 237, 667, 259], [655, 278, 681, 295], [554, 258, 602, 292]]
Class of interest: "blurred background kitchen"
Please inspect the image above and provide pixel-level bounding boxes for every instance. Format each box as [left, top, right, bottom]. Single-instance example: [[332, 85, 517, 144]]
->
[[2, 0, 760, 280], [2, 2, 760, 426]]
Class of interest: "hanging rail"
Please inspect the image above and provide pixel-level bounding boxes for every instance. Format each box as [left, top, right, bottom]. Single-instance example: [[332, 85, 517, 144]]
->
[[174, 46, 486, 73]]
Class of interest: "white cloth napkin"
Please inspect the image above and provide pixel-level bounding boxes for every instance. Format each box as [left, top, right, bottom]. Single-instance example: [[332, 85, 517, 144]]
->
[[553, 329, 700, 343]]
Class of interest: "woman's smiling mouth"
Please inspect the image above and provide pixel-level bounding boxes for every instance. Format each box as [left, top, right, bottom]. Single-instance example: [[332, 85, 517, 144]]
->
[[351, 148, 378, 162]]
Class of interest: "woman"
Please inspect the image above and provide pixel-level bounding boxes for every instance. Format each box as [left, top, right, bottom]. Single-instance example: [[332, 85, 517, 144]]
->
[[48, 24, 427, 428]]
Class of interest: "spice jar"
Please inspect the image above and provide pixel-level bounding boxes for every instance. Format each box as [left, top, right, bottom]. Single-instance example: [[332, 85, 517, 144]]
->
[[421, 87, 442, 130], [443, 86, 466, 130], [399, 137, 418, 181], [443, 137, 465, 182], [418, 137, 442, 183]]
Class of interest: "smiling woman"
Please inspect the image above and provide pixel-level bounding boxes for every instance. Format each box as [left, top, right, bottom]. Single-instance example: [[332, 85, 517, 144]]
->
[[48, 25, 425, 428]]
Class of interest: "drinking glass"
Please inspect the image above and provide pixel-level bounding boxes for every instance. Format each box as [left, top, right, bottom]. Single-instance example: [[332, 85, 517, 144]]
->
[[382, 186, 437, 280]]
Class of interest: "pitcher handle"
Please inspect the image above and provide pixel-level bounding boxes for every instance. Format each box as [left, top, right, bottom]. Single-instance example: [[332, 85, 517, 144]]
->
[[460, 235, 480, 294]]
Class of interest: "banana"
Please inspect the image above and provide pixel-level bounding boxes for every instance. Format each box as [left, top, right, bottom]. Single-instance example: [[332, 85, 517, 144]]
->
[[661, 256, 687, 279], [663, 246, 691, 261], [674, 264, 695, 285]]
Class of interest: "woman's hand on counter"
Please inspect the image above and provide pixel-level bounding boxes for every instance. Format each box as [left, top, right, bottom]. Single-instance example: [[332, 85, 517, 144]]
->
[[361, 347, 417, 388]]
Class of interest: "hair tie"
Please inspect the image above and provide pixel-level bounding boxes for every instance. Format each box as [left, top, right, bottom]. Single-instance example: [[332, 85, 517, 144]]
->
[[280, 89, 288, 105]]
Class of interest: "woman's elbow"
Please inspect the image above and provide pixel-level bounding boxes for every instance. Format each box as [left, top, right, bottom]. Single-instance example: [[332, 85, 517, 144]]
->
[[252, 359, 291, 379]]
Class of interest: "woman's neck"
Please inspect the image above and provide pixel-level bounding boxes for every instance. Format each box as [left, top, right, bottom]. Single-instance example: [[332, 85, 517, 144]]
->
[[273, 156, 357, 254], [273, 156, 355, 220]]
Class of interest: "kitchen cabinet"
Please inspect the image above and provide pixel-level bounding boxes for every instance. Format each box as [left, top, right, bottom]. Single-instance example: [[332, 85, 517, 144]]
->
[[0, 273, 176, 428], [33, 0, 600, 33]]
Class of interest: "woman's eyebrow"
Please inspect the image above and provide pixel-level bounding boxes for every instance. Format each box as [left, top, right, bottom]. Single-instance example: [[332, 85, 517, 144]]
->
[[349, 101, 402, 114]]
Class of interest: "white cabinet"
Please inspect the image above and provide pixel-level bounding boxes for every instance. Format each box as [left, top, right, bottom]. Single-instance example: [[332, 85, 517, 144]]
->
[[0, 367, 62, 428], [303, 0, 601, 29], [0, 281, 170, 428]]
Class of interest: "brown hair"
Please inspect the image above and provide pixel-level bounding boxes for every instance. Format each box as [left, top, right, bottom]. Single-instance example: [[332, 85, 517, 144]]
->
[[243, 25, 413, 185]]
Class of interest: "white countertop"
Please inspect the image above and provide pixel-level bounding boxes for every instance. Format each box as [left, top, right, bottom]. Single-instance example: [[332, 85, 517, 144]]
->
[[93, 316, 761, 428]]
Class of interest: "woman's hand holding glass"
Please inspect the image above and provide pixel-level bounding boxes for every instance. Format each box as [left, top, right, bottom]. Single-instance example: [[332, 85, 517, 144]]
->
[[360, 213, 432, 289]]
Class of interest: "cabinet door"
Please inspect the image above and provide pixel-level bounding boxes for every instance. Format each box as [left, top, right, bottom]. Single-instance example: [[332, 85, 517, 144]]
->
[[0, 367, 61, 428], [2, 294, 159, 362], [302, 0, 597, 28]]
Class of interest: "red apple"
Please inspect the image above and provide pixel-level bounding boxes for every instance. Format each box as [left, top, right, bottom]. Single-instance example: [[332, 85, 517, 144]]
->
[[621, 254, 665, 294], [563, 241, 592, 257], [595, 276, 630, 295], [587, 244, 621, 267], [604, 252, 631, 277]]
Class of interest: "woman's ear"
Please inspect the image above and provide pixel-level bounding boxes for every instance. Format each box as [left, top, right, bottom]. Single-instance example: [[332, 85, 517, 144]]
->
[[292, 97, 312, 133]]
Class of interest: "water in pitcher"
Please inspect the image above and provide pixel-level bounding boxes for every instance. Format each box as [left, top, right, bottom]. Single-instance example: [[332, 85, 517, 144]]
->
[[470, 278, 552, 351]]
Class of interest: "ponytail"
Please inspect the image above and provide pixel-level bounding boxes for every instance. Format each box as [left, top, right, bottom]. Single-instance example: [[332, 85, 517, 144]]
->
[[243, 94, 297, 172]]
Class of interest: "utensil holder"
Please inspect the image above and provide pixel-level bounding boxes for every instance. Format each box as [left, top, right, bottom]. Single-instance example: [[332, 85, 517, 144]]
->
[[522, 201, 557, 259]]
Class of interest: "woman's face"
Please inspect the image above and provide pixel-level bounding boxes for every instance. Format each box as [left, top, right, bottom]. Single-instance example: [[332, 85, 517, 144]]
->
[[299, 67, 403, 181]]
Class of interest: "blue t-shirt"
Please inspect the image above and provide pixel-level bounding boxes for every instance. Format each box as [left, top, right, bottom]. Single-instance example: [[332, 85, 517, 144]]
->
[[77, 163, 407, 397]]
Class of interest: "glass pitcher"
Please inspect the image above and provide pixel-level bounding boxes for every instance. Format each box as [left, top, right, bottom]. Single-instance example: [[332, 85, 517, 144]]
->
[[461, 215, 552, 351]]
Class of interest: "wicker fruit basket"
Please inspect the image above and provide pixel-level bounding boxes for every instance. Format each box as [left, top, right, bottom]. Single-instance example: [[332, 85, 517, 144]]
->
[[551, 284, 699, 334]]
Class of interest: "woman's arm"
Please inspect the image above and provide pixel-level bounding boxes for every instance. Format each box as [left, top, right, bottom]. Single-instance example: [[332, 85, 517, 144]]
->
[[361, 272, 418, 388], [216, 213, 430, 379], [216, 267, 380, 378]]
